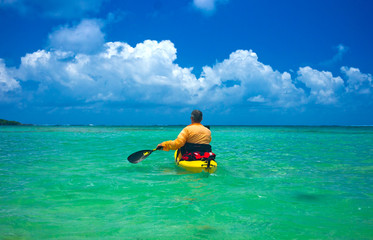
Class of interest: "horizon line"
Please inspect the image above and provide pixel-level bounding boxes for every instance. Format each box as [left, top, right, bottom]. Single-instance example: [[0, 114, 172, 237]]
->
[[2, 124, 373, 127]]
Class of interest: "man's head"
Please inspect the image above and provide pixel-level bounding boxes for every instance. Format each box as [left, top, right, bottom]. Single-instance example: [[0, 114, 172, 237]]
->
[[191, 110, 203, 123]]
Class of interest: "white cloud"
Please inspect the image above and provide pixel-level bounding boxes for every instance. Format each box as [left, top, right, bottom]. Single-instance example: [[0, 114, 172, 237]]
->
[[2, 33, 372, 110], [20, 50, 51, 67], [320, 44, 349, 67], [193, 0, 227, 13], [297, 66, 344, 104], [341, 66, 372, 94], [18, 49, 72, 89], [16, 39, 198, 105], [0, 59, 21, 101], [336, 44, 348, 57], [198, 50, 306, 107], [48, 19, 105, 54], [248, 95, 266, 103], [16, 45, 307, 108], [194, 0, 215, 11]]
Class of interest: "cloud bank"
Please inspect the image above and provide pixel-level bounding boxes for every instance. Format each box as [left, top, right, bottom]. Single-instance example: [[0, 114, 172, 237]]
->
[[1, 19, 372, 114]]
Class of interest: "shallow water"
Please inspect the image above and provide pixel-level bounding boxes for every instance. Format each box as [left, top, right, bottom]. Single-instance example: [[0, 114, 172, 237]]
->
[[0, 126, 372, 239]]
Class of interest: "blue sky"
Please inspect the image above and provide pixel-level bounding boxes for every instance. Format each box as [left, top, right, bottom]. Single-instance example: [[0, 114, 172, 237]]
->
[[0, 0, 372, 125]]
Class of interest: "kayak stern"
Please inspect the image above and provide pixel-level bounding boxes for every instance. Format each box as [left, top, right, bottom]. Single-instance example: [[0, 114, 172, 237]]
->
[[174, 150, 217, 173]]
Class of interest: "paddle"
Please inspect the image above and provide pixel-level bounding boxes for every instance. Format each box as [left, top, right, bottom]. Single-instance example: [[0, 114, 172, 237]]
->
[[127, 146, 162, 164]]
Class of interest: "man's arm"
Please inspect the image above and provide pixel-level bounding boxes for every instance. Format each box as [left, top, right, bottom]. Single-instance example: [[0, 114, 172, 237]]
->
[[158, 128, 188, 151]]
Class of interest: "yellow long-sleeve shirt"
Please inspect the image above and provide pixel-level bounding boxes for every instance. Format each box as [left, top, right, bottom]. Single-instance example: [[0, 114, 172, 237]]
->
[[161, 123, 211, 151]]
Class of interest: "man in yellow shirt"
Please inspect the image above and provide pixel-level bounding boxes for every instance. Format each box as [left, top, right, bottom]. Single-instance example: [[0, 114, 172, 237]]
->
[[157, 110, 211, 152]]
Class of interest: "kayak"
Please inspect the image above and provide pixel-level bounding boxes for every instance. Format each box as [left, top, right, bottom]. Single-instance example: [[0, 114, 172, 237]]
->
[[174, 150, 217, 173]]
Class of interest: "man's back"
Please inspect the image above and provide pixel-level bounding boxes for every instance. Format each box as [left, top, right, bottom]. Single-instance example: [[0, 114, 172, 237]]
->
[[182, 123, 211, 145], [160, 123, 211, 151]]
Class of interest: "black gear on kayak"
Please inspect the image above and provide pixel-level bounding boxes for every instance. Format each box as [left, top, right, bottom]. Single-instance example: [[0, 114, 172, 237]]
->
[[177, 142, 216, 162], [179, 142, 212, 154]]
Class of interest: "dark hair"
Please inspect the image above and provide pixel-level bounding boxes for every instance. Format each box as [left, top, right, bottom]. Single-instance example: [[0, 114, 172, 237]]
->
[[191, 110, 203, 123]]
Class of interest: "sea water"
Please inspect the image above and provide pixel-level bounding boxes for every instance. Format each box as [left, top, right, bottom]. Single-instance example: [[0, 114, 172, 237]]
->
[[0, 126, 372, 239]]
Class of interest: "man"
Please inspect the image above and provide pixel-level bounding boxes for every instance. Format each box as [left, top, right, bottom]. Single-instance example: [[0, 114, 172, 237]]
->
[[157, 110, 211, 152]]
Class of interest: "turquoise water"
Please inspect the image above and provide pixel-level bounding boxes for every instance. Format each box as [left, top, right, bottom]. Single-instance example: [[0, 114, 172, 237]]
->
[[0, 126, 372, 239]]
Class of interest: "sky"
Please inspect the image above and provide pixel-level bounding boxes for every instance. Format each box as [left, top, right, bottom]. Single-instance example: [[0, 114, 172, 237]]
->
[[0, 0, 372, 125]]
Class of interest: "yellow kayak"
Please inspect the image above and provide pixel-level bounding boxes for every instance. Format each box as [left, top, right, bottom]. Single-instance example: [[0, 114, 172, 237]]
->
[[174, 150, 217, 174]]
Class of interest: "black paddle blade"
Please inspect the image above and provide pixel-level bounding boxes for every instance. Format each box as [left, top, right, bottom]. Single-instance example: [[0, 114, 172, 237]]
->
[[127, 150, 154, 164]]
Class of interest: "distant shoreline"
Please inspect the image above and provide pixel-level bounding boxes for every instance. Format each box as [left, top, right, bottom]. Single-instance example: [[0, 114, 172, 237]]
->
[[1, 119, 372, 127], [0, 119, 33, 126]]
